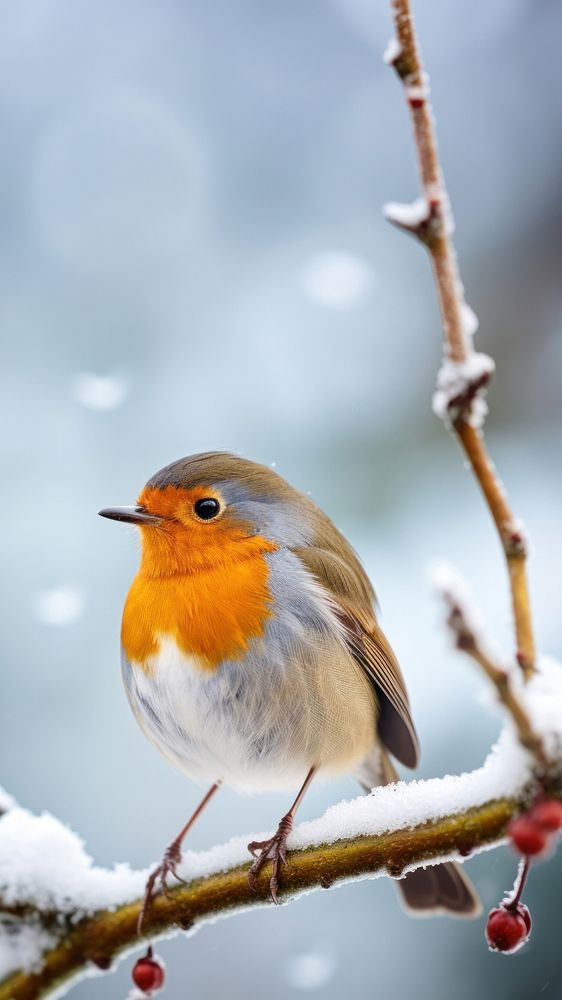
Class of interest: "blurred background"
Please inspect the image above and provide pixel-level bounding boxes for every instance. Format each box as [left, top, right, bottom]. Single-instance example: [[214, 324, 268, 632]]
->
[[1, 0, 562, 997]]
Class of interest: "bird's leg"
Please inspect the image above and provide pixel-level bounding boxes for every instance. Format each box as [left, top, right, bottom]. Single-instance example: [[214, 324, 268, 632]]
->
[[138, 781, 221, 935], [247, 766, 317, 903]]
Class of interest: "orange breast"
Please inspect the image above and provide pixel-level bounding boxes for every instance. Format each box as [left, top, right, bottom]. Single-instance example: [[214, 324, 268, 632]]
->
[[122, 545, 277, 672]]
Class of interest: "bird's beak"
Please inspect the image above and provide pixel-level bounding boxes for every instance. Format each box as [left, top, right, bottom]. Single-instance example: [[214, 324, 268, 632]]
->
[[98, 506, 163, 526]]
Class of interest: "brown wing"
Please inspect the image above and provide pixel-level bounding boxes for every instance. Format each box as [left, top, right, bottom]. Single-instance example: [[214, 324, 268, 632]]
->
[[295, 541, 420, 769], [337, 604, 420, 768]]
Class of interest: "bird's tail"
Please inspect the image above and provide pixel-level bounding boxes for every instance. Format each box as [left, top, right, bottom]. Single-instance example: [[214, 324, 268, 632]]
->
[[355, 748, 481, 918]]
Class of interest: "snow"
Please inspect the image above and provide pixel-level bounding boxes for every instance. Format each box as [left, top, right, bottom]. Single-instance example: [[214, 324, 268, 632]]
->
[[383, 196, 429, 229], [2, 657, 561, 982], [461, 302, 479, 339], [383, 37, 402, 66], [0, 788, 16, 815], [384, 189, 457, 241], [0, 812, 144, 915], [440, 187, 455, 238], [432, 351, 495, 428], [405, 83, 429, 104], [0, 924, 56, 979]]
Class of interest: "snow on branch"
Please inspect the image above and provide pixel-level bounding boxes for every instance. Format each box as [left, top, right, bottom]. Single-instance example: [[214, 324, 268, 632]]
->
[[432, 564, 549, 773], [432, 353, 495, 430], [383, 197, 442, 246], [1, 658, 562, 999], [384, 0, 536, 677]]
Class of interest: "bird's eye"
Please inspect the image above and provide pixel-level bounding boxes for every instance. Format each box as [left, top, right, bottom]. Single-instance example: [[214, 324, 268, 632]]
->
[[194, 497, 221, 521]]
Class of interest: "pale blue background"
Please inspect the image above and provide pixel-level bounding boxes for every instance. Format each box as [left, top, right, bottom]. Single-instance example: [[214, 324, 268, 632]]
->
[[1, 1, 562, 997]]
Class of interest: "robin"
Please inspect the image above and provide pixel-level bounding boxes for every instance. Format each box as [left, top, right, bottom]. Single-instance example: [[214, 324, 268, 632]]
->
[[99, 452, 479, 927]]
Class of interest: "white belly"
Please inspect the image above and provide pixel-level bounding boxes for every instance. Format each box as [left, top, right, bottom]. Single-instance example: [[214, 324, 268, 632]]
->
[[122, 632, 377, 792]]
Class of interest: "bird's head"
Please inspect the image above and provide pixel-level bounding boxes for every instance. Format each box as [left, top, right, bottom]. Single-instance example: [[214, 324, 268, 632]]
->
[[99, 452, 313, 577]]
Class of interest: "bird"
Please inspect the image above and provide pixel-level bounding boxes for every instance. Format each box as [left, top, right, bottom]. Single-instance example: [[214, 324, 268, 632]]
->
[[99, 451, 479, 926]]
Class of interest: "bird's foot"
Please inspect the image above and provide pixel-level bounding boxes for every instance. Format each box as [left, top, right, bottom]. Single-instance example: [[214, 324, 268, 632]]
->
[[247, 813, 294, 903], [137, 841, 186, 934]]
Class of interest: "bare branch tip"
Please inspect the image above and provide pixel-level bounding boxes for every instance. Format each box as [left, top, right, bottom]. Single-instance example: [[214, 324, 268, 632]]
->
[[383, 197, 443, 247]]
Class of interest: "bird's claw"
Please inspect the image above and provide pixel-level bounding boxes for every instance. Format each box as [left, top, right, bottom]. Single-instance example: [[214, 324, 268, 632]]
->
[[162, 845, 188, 887], [247, 818, 292, 903], [138, 841, 186, 933]]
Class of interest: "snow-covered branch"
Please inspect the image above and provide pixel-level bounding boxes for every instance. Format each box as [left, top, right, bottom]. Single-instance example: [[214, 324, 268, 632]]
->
[[432, 564, 549, 773], [385, 0, 536, 677], [1, 659, 561, 1000]]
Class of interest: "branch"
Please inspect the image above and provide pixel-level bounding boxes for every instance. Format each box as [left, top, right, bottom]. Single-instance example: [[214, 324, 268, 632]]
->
[[384, 0, 536, 678], [432, 564, 549, 775], [3, 653, 562, 999], [4, 805, 514, 1000]]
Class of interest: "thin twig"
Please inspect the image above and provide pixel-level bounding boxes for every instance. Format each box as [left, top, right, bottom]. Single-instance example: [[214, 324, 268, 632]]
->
[[467, 647, 546, 768], [437, 576, 548, 772], [385, 0, 536, 678], [503, 857, 530, 912]]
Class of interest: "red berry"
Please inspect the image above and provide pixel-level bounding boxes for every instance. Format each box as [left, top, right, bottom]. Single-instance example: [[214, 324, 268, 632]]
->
[[508, 815, 548, 856], [530, 799, 562, 833], [132, 949, 165, 994], [486, 906, 529, 954]]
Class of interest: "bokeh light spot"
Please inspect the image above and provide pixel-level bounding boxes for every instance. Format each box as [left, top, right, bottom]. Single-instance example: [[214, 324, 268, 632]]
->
[[300, 252, 374, 308], [34, 586, 85, 626], [71, 373, 130, 412], [285, 951, 336, 990]]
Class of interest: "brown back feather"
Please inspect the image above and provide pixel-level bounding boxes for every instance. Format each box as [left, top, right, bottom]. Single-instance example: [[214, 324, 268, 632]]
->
[[295, 507, 420, 769]]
